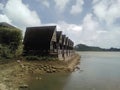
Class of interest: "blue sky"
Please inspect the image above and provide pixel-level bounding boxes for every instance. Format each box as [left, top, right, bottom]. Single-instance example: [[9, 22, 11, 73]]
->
[[0, 0, 120, 48]]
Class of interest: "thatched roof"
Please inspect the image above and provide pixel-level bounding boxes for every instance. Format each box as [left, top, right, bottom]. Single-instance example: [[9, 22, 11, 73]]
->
[[23, 26, 56, 50]]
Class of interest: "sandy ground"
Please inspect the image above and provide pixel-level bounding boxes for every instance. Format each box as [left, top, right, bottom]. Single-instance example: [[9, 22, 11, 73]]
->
[[0, 54, 80, 90]]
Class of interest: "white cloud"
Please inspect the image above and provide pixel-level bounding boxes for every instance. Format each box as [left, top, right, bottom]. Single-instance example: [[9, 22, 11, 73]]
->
[[79, 13, 120, 48], [42, 1, 50, 8], [43, 12, 120, 48], [53, 13, 120, 48], [0, 14, 11, 23], [2, 0, 41, 30], [55, 21, 83, 45], [0, 3, 4, 10], [54, 0, 69, 12], [92, 29, 120, 48], [82, 14, 99, 31], [36, 0, 50, 8], [70, 0, 84, 15], [92, 0, 100, 4], [79, 14, 101, 45], [91, 0, 120, 48], [42, 21, 83, 45], [57, 21, 82, 32], [93, 0, 120, 25]]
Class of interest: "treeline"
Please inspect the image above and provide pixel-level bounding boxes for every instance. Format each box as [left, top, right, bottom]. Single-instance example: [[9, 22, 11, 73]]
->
[[75, 44, 120, 51], [0, 26, 22, 59]]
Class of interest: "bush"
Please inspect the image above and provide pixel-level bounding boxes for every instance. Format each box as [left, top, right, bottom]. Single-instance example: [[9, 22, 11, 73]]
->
[[25, 55, 58, 61], [0, 27, 22, 59], [15, 44, 23, 57], [25, 56, 40, 60], [0, 45, 13, 59]]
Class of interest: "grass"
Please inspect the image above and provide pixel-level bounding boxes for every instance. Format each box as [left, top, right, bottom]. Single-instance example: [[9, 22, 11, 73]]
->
[[25, 55, 58, 61]]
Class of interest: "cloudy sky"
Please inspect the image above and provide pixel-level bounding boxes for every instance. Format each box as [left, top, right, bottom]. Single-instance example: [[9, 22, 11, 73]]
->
[[0, 0, 120, 48]]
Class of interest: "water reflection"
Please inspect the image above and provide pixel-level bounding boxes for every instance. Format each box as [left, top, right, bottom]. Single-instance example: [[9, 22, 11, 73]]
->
[[63, 52, 120, 90], [29, 52, 120, 90], [28, 73, 69, 90]]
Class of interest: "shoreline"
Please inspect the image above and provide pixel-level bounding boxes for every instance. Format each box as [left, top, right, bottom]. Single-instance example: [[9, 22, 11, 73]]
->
[[0, 54, 80, 90]]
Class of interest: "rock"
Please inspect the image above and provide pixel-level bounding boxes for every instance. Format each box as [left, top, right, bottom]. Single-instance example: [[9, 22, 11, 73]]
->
[[33, 68, 41, 74], [40, 65, 44, 68], [46, 69, 51, 73], [75, 66, 80, 71], [19, 84, 28, 88], [40, 68, 44, 71], [52, 66, 56, 69], [52, 69, 56, 72]]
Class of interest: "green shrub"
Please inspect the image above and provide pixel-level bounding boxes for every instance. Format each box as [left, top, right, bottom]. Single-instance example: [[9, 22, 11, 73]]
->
[[15, 44, 23, 57], [0, 27, 22, 46], [25, 56, 40, 60], [0, 27, 22, 59], [0, 45, 13, 59], [25, 55, 58, 61]]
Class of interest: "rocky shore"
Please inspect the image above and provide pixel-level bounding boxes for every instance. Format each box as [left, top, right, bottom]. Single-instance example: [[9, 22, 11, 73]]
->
[[0, 54, 80, 90]]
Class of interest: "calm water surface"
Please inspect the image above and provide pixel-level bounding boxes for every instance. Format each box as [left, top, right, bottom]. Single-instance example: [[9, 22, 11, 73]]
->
[[29, 52, 120, 90]]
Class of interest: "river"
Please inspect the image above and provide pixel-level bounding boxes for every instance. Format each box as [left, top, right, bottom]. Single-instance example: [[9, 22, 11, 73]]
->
[[28, 52, 120, 90]]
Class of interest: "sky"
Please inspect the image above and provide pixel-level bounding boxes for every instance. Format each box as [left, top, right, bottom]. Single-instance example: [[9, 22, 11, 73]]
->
[[0, 0, 120, 48]]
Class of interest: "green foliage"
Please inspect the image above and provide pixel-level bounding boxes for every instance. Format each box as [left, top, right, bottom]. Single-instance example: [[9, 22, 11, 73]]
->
[[25, 56, 40, 60], [25, 55, 58, 61], [0, 27, 23, 59], [0, 45, 13, 59], [15, 44, 23, 57], [0, 27, 22, 50]]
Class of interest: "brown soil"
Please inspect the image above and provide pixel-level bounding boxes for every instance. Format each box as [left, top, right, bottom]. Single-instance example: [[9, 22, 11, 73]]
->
[[0, 54, 80, 90]]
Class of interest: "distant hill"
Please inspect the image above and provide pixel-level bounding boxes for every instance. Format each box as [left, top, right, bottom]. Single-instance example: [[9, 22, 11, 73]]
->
[[74, 44, 120, 51]]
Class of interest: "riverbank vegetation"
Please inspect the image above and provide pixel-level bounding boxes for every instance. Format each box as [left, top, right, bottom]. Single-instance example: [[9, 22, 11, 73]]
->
[[0, 27, 22, 60], [25, 55, 58, 61]]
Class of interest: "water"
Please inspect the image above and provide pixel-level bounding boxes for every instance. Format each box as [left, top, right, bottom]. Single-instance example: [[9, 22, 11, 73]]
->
[[29, 52, 120, 90]]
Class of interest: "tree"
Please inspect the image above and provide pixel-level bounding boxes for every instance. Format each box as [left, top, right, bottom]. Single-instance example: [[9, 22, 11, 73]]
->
[[0, 27, 22, 59]]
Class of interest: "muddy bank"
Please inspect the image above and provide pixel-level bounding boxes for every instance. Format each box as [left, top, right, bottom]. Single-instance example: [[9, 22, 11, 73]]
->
[[0, 54, 80, 90]]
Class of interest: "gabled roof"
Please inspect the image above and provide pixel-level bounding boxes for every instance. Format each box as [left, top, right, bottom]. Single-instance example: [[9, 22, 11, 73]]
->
[[23, 26, 56, 50], [70, 40, 74, 47], [62, 35, 66, 45], [64, 36, 67, 45], [68, 39, 74, 47], [68, 38, 70, 46], [56, 31, 62, 43], [65, 37, 68, 46]]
